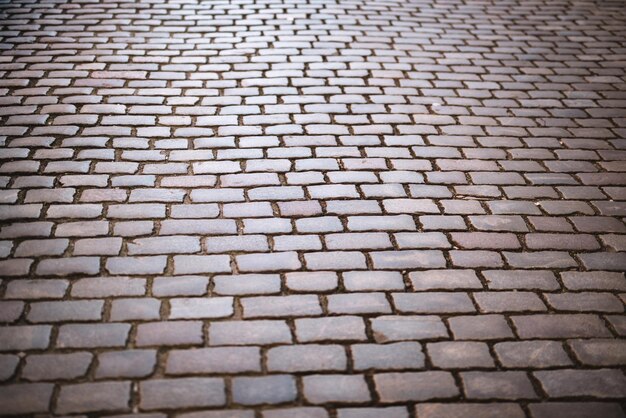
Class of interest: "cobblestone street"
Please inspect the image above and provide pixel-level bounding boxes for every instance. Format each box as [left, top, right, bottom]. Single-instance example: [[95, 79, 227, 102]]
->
[[0, 0, 625, 416]]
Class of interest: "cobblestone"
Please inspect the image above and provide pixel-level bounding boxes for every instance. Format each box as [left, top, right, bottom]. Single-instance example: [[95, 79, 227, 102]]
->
[[0, 0, 625, 415]]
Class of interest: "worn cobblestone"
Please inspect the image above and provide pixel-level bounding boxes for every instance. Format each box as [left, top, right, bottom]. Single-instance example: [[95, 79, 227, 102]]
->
[[0, 0, 625, 415]]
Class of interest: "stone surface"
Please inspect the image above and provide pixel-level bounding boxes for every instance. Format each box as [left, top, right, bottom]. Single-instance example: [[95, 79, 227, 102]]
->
[[0, 0, 624, 415]]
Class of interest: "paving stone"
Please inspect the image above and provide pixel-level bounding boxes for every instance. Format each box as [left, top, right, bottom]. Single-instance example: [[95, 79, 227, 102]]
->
[[28, 300, 103, 323], [461, 371, 538, 399], [96, 350, 157, 379], [560, 271, 626, 291], [264, 409, 328, 418], [242, 295, 321, 317], [140, 378, 226, 410], [237, 252, 301, 272], [393, 293, 475, 314], [371, 250, 447, 269], [167, 347, 261, 375], [153, 276, 209, 297], [343, 271, 405, 291], [0, 354, 19, 381], [568, 339, 626, 366], [374, 372, 459, 402], [136, 321, 203, 347], [449, 315, 514, 340], [296, 316, 367, 342], [352, 342, 424, 371], [233, 375, 297, 405], [36, 257, 100, 276], [0, 301, 24, 323], [473, 292, 547, 312], [0, 325, 52, 351], [56, 382, 131, 414], [71, 277, 146, 298], [209, 320, 292, 345], [128, 236, 200, 255], [303, 375, 371, 404], [534, 369, 626, 398], [57, 324, 130, 349], [267, 344, 347, 372], [409, 270, 482, 290], [169, 297, 234, 319], [22, 352, 93, 381], [483, 270, 559, 290], [528, 402, 626, 418], [416, 404, 525, 418], [327, 293, 392, 314], [427, 341, 495, 369], [110, 298, 161, 321], [370, 316, 448, 342], [173, 255, 232, 274], [305, 251, 367, 270], [544, 292, 623, 312], [512, 314, 612, 339], [213, 274, 281, 295], [494, 340, 571, 370], [205, 235, 269, 253], [337, 407, 408, 418], [0, 383, 54, 414], [578, 252, 626, 271], [106, 256, 167, 275], [325, 233, 391, 250], [286, 271, 338, 292]]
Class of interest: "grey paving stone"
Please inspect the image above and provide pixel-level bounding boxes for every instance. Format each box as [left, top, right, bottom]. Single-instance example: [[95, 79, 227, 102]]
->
[[233, 375, 297, 405], [428, 341, 495, 369], [267, 345, 347, 372], [0, 325, 52, 351], [374, 372, 459, 402], [528, 402, 626, 418], [169, 297, 234, 319], [167, 347, 261, 375], [1, 1, 625, 415], [140, 378, 226, 410], [57, 324, 130, 349], [352, 342, 425, 371], [209, 320, 292, 346], [96, 350, 157, 379], [416, 403, 525, 418], [534, 369, 626, 398], [135, 321, 203, 347], [56, 381, 131, 414], [370, 316, 449, 342], [0, 383, 55, 415], [22, 352, 93, 381], [303, 375, 371, 404], [461, 371, 538, 400]]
